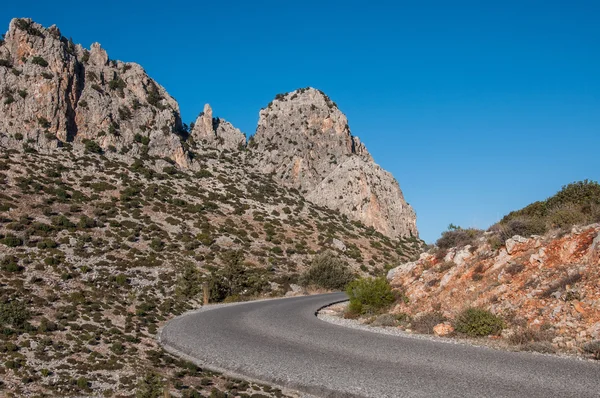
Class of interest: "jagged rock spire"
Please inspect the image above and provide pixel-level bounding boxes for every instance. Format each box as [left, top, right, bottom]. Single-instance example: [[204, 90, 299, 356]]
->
[[190, 103, 246, 151]]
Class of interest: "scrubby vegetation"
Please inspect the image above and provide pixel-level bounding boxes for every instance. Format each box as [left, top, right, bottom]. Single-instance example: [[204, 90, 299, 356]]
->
[[453, 308, 505, 337], [491, 180, 600, 240], [582, 340, 600, 360], [207, 251, 270, 302], [346, 277, 395, 315], [0, 146, 425, 396], [299, 251, 355, 290], [434, 181, 600, 255], [435, 224, 484, 250], [507, 322, 555, 353], [359, 180, 600, 359]]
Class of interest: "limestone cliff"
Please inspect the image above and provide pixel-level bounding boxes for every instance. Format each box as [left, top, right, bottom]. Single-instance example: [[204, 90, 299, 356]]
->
[[0, 18, 187, 165], [249, 87, 417, 238]]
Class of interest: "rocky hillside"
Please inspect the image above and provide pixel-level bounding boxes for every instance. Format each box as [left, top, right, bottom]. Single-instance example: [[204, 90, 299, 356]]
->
[[0, 146, 423, 397], [386, 182, 600, 357], [0, 18, 426, 396], [0, 19, 418, 241], [249, 88, 417, 239]]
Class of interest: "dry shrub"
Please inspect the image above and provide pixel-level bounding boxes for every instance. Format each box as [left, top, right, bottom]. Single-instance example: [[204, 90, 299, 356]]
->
[[505, 263, 525, 275], [436, 228, 483, 250], [582, 340, 600, 360], [508, 325, 554, 346], [540, 272, 582, 298], [412, 312, 446, 334]]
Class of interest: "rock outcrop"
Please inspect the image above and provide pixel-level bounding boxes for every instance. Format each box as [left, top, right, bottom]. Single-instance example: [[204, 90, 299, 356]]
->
[[387, 224, 600, 351], [249, 87, 417, 238], [190, 103, 246, 151], [0, 18, 187, 165]]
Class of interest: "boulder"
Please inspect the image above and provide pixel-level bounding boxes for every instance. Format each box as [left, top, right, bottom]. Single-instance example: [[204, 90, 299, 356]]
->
[[433, 323, 454, 336], [505, 235, 537, 255]]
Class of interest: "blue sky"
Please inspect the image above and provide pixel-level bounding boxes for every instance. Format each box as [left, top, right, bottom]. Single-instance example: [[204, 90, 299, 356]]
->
[[3, 1, 599, 242]]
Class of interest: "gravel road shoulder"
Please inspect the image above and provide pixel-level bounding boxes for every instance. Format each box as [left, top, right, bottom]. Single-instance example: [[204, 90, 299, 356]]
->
[[317, 301, 593, 362]]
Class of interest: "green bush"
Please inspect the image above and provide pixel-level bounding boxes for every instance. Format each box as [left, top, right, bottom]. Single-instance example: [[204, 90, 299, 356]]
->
[[547, 180, 600, 208], [0, 300, 30, 329], [118, 106, 132, 120], [454, 308, 504, 337], [31, 56, 48, 67], [84, 140, 102, 154], [2, 256, 22, 272], [78, 215, 97, 229], [109, 78, 126, 91], [115, 274, 128, 286], [493, 218, 547, 242], [149, 239, 164, 252], [146, 85, 164, 109], [37, 117, 51, 128], [36, 238, 58, 249], [175, 264, 203, 300], [76, 376, 89, 389], [547, 205, 587, 229], [207, 251, 268, 302], [2, 234, 23, 247], [299, 251, 355, 290], [346, 277, 395, 315], [52, 215, 75, 229]]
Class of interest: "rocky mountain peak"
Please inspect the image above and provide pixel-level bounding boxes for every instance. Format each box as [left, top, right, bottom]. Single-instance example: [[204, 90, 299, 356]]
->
[[190, 103, 246, 151], [249, 87, 417, 238], [255, 87, 370, 161], [0, 18, 187, 166], [89, 42, 108, 66]]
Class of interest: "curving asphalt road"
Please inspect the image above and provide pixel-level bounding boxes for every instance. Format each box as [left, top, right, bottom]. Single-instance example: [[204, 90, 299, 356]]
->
[[159, 293, 600, 398]]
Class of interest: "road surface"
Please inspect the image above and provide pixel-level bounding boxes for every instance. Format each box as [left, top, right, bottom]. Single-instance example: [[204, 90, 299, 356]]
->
[[159, 292, 599, 397]]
